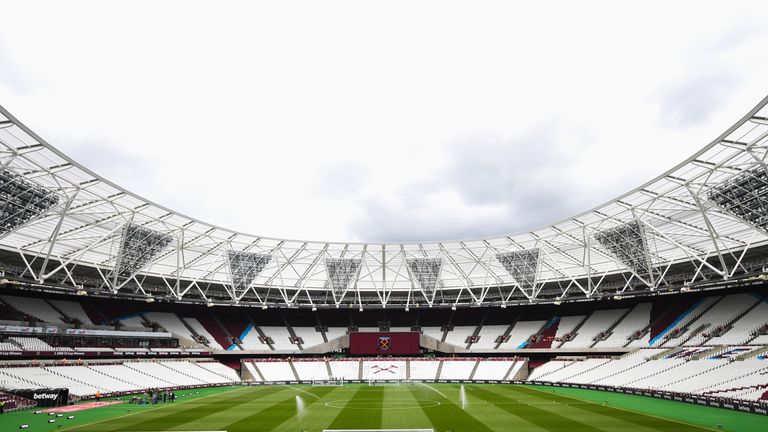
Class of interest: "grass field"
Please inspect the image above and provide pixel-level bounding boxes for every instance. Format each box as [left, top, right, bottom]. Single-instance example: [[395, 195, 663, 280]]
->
[[1, 384, 764, 432]]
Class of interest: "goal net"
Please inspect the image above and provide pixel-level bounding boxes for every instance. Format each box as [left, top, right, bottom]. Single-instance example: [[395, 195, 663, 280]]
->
[[367, 379, 411, 386], [312, 377, 345, 387]]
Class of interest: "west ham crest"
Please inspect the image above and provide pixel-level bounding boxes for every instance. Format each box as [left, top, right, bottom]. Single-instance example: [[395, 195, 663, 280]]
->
[[378, 336, 391, 351]]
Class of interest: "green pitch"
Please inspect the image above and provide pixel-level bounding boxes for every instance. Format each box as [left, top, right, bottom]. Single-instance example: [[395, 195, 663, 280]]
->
[[1, 384, 765, 432]]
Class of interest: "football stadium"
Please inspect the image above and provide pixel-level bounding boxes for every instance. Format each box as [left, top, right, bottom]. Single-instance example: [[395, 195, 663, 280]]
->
[[0, 95, 766, 432]]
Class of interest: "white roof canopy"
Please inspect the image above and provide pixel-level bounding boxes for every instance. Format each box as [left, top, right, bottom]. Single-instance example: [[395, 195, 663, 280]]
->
[[1, 96, 768, 308]]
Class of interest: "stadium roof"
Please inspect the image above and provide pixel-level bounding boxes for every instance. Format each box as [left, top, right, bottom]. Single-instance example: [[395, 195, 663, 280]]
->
[[1, 96, 768, 308]]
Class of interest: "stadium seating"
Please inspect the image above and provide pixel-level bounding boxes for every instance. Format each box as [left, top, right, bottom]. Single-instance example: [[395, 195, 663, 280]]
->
[[444, 326, 476, 347], [472, 325, 508, 350], [503, 320, 545, 348], [409, 359, 440, 380], [252, 360, 297, 381], [1, 295, 67, 324], [49, 299, 94, 325], [362, 360, 407, 380], [10, 337, 56, 351], [530, 346, 768, 401], [293, 359, 330, 381], [472, 359, 520, 380], [143, 312, 201, 348], [560, 309, 627, 348], [594, 303, 651, 348]]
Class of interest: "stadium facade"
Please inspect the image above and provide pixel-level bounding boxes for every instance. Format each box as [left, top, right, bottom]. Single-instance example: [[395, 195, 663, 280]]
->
[[0, 98, 766, 421]]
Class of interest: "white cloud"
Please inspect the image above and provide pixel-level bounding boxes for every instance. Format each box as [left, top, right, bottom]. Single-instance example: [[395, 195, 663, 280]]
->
[[0, 1, 767, 242]]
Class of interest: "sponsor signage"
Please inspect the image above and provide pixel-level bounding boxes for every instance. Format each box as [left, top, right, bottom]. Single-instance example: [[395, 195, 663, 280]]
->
[[523, 381, 767, 416], [7, 388, 69, 407]]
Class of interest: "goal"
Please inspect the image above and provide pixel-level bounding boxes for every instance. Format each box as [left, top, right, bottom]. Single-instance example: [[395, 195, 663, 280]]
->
[[367, 379, 412, 386], [312, 377, 345, 387]]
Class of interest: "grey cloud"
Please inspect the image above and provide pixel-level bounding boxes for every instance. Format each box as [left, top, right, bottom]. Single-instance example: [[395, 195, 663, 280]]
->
[[658, 73, 738, 129], [66, 138, 158, 191], [0, 39, 31, 93], [312, 161, 368, 198], [347, 124, 601, 242]]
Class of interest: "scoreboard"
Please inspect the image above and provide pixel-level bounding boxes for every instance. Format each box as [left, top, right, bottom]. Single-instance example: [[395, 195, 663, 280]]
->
[[349, 331, 420, 355]]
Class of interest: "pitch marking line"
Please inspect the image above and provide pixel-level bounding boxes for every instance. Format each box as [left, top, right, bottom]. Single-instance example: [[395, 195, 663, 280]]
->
[[414, 382, 448, 399], [287, 385, 322, 399]]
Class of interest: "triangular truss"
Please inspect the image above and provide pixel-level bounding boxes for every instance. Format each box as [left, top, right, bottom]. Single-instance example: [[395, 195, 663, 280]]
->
[[112, 223, 173, 283], [707, 165, 768, 231], [325, 258, 361, 297], [227, 250, 271, 293], [0, 169, 59, 236], [594, 220, 655, 284], [495, 248, 540, 291], [406, 257, 442, 298]]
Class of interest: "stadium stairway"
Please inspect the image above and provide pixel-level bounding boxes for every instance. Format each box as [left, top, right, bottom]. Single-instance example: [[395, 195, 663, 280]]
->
[[405, 360, 411, 380], [736, 346, 768, 360], [650, 347, 683, 360], [691, 345, 729, 360], [43, 298, 70, 323], [441, 311, 454, 342], [468, 360, 481, 380], [701, 294, 765, 345], [357, 359, 363, 380], [527, 316, 560, 349], [249, 362, 267, 381], [252, 325, 275, 351], [174, 309, 207, 346], [158, 362, 207, 384], [502, 361, 520, 380], [494, 310, 521, 349], [659, 296, 723, 347], [193, 362, 236, 382], [88, 365, 137, 388], [123, 363, 175, 386], [324, 360, 334, 378], [466, 311, 488, 349], [590, 305, 635, 348], [622, 360, 689, 387], [281, 312, 303, 351], [559, 358, 612, 382], [557, 312, 592, 348], [435, 359, 444, 380], [287, 359, 300, 381], [209, 310, 243, 350], [46, 367, 106, 392], [314, 314, 329, 343]]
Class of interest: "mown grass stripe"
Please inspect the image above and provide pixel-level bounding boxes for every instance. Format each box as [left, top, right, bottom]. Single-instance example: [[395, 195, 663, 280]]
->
[[224, 385, 337, 432], [56, 386, 253, 432], [468, 385, 606, 432], [326, 385, 385, 430], [114, 387, 284, 432], [380, 385, 433, 429], [512, 386, 713, 431], [407, 384, 494, 432], [165, 388, 299, 431]]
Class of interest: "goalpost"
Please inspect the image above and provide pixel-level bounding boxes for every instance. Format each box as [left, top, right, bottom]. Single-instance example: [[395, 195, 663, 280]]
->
[[312, 377, 345, 387], [367, 379, 412, 386]]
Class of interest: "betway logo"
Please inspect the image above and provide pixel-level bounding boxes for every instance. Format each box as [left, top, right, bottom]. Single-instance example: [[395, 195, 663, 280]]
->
[[33, 393, 58, 400]]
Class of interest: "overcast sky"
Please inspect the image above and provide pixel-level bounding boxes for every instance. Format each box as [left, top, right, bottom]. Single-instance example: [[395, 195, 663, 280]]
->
[[0, 1, 767, 242]]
